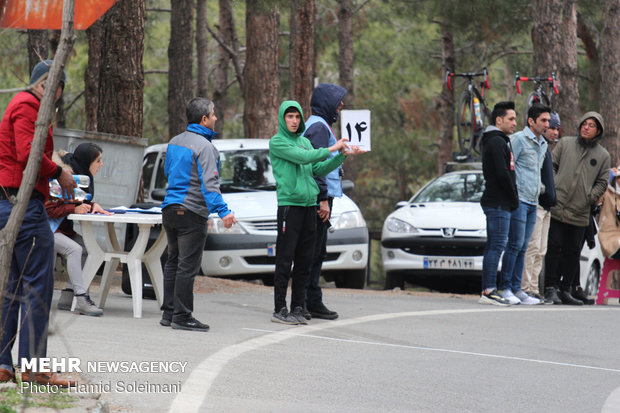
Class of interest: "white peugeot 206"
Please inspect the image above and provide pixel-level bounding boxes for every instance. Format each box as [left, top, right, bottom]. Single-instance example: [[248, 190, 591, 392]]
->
[[381, 170, 488, 289]]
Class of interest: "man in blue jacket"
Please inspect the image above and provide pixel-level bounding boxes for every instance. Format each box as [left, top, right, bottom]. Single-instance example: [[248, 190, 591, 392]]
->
[[303, 83, 348, 320], [161, 97, 236, 332]]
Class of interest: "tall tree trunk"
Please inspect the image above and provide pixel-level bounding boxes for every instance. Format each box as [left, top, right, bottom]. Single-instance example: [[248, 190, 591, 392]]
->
[[532, 0, 561, 74], [437, 22, 455, 175], [289, 0, 314, 117], [0, 0, 76, 345], [85, 0, 145, 137], [600, 0, 620, 165], [196, 0, 208, 98], [85, 20, 104, 131], [243, 3, 279, 139], [213, 0, 236, 136], [27, 30, 49, 73], [557, 0, 579, 135], [169, 0, 194, 138], [337, 0, 354, 108]]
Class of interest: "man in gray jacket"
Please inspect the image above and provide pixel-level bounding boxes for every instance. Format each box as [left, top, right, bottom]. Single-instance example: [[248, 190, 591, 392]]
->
[[544, 111, 610, 305]]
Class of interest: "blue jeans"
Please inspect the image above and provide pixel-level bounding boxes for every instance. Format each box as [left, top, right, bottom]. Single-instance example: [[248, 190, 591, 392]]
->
[[499, 201, 537, 292], [482, 206, 511, 291], [0, 199, 55, 367]]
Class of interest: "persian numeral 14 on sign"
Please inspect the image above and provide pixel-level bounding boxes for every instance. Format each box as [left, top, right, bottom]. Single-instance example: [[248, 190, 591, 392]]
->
[[341, 110, 371, 151]]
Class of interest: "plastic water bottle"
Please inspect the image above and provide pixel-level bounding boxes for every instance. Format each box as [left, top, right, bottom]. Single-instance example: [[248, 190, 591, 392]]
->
[[49, 179, 92, 202], [473, 97, 483, 129], [73, 174, 90, 188]]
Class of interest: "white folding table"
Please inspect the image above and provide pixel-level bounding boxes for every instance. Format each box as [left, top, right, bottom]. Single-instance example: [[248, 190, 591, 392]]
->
[[67, 213, 166, 318]]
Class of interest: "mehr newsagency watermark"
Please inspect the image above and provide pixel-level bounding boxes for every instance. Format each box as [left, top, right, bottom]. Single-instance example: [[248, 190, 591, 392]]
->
[[20, 357, 186, 394]]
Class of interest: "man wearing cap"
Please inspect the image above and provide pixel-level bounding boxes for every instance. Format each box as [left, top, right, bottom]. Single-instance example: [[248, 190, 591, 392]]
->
[[521, 112, 560, 303], [544, 111, 610, 305], [0, 60, 76, 386]]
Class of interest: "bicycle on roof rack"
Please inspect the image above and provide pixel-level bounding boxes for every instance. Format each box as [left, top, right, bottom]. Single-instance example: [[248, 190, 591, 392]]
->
[[514, 71, 559, 125], [446, 67, 491, 160]]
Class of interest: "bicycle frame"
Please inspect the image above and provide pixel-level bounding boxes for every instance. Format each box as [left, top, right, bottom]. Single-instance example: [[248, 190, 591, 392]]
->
[[515, 71, 559, 107]]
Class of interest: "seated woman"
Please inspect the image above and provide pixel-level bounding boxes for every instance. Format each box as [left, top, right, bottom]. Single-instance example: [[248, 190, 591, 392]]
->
[[46, 142, 111, 316]]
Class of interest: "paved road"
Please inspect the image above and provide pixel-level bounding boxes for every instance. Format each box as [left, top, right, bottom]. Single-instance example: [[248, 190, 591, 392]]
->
[[46, 285, 620, 413]]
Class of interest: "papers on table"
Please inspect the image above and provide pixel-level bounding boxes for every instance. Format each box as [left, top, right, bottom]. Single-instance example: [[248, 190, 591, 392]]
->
[[105, 206, 162, 214]]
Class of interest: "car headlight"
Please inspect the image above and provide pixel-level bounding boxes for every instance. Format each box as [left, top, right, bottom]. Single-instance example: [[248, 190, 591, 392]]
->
[[208, 217, 247, 234], [386, 217, 418, 233], [331, 211, 366, 230]]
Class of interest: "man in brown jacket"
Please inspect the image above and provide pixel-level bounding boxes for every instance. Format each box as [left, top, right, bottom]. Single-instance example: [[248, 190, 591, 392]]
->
[[544, 111, 610, 305]]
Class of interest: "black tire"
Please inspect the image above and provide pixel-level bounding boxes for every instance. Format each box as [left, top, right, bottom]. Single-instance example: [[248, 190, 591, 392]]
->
[[456, 91, 475, 155], [384, 271, 404, 290], [584, 261, 601, 298], [334, 268, 367, 289]]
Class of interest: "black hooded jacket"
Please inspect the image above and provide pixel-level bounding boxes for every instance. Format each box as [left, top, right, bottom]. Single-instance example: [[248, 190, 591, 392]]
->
[[304, 83, 347, 201], [480, 126, 519, 211]]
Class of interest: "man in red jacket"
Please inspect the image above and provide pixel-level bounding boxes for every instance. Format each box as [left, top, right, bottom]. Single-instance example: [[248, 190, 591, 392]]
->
[[0, 60, 76, 387]]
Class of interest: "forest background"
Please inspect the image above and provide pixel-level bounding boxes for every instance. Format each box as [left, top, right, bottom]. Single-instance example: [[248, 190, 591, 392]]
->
[[0, 0, 618, 281]]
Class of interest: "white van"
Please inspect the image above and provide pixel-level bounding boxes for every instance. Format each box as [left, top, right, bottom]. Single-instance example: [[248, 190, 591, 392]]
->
[[141, 139, 369, 288]]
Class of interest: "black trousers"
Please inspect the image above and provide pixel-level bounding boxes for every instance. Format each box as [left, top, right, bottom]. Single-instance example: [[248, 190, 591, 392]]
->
[[274, 205, 316, 313], [162, 205, 207, 322], [306, 197, 333, 308], [544, 218, 587, 291]]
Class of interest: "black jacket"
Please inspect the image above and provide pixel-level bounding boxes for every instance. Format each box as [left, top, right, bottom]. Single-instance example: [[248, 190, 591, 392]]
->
[[480, 126, 519, 211], [538, 148, 557, 210]]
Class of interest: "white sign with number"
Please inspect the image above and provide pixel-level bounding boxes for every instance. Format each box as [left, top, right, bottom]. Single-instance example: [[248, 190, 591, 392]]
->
[[341, 110, 371, 151]]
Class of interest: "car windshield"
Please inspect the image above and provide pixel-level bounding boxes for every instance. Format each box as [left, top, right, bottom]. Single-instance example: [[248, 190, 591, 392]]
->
[[411, 172, 485, 203], [219, 149, 276, 193]]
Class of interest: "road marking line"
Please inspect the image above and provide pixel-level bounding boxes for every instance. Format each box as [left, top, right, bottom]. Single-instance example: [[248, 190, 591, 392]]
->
[[168, 306, 615, 413], [244, 327, 620, 374]]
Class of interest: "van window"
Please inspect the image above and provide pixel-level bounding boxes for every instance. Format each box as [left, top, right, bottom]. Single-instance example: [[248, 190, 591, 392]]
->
[[155, 153, 167, 190], [142, 152, 158, 193]]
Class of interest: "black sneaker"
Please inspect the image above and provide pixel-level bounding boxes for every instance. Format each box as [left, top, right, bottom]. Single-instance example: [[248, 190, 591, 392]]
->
[[290, 307, 308, 325], [171, 317, 210, 332], [572, 286, 595, 305], [307, 303, 339, 320], [478, 289, 510, 306], [160, 312, 172, 327], [545, 287, 563, 305], [271, 307, 299, 325], [529, 292, 553, 305], [301, 307, 312, 321]]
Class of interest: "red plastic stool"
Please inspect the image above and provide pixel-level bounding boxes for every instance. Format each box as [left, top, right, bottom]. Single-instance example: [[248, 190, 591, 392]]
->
[[596, 258, 620, 305]]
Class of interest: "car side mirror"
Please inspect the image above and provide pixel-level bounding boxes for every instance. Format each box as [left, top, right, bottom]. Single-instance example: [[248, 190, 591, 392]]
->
[[395, 201, 408, 209], [151, 188, 166, 201], [342, 179, 355, 194]]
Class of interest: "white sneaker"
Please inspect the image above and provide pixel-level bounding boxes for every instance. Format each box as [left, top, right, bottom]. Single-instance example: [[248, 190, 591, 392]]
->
[[498, 289, 521, 305], [515, 290, 541, 305]]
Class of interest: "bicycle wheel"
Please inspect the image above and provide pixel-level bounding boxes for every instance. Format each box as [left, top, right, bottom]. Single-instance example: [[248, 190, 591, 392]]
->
[[456, 91, 476, 155], [523, 92, 550, 125]]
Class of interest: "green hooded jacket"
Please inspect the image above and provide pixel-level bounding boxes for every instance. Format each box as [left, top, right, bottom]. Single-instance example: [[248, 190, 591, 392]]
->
[[269, 100, 346, 207]]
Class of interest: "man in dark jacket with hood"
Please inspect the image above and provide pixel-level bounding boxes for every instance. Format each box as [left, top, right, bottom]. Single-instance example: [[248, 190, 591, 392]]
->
[[479, 101, 519, 306], [544, 111, 610, 305], [303, 83, 357, 320]]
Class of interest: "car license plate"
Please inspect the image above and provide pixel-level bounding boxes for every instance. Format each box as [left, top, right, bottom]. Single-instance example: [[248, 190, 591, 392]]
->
[[267, 243, 276, 257], [423, 257, 474, 270]]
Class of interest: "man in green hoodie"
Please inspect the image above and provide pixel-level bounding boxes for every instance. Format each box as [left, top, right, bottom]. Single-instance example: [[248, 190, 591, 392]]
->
[[269, 100, 351, 325]]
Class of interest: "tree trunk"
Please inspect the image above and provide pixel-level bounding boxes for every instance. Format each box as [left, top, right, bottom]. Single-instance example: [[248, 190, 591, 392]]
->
[[196, 0, 208, 98], [0, 0, 76, 345], [289, 0, 314, 117], [243, 3, 279, 139], [531, 0, 561, 74], [213, 0, 236, 136], [557, 0, 579, 135], [85, 20, 103, 131], [168, 0, 194, 138], [27, 30, 49, 73], [600, 0, 620, 165], [86, 0, 145, 137], [437, 22, 455, 175], [337, 0, 354, 108]]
